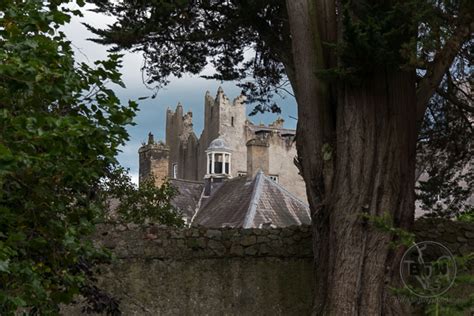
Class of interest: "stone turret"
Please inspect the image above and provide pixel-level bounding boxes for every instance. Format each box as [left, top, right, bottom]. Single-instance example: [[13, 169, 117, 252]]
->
[[138, 132, 169, 187]]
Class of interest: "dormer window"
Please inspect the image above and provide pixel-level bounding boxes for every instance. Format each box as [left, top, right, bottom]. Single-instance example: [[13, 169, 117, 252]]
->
[[205, 138, 232, 178]]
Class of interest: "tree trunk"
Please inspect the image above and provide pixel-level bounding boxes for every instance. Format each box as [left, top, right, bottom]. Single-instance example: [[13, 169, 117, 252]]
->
[[311, 70, 417, 315], [286, 1, 418, 314]]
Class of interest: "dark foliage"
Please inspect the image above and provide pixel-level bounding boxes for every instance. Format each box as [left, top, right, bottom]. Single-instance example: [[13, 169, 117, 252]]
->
[[86, 0, 292, 114], [88, 0, 473, 218], [0, 1, 183, 314]]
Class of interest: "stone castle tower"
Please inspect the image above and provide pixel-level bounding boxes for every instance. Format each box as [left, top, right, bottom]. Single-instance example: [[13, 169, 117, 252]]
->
[[138, 133, 169, 187], [139, 87, 307, 201]]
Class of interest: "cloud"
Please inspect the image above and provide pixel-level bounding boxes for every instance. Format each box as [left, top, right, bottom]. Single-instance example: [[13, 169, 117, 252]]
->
[[129, 172, 139, 186], [63, 4, 298, 177]]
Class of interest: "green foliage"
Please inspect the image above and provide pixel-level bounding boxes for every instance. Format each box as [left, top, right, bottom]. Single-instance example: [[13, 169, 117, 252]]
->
[[0, 0, 181, 314], [457, 209, 474, 223], [340, 1, 419, 76], [361, 212, 416, 247], [89, 0, 473, 219], [103, 169, 184, 227], [417, 90, 473, 218], [358, 213, 474, 314], [395, 253, 474, 315]]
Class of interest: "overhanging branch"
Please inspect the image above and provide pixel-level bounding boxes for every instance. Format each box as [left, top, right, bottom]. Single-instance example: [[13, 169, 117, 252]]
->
[[415, 17, 472, 126]]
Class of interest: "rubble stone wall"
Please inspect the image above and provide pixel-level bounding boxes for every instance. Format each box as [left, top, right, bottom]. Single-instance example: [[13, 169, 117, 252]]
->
[[64, 219, 474, 315]]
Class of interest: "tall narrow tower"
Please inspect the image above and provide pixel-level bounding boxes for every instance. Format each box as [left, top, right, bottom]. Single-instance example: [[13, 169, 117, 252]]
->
[[138, 132, 169, 187]]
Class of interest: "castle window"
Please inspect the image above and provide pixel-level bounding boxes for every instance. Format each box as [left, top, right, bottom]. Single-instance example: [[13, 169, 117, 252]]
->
[[215, 153, 223, 173], [172, 163, 178, 179], [231, 116, 234, 127], [269, 175, 279, 183], [224, 154, 230, 174]]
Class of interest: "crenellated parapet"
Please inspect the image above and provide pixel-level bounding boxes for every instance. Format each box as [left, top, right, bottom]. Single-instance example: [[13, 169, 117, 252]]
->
[[245, 118, 296, 149], [166, 103, 194, 145], [138, 132, 170, 187], [140, 87, 306, 201]]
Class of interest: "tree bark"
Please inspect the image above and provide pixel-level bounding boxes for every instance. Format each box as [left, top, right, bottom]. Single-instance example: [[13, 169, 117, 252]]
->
[[317, 70, 417, 315], [286, 1, 418, 314]]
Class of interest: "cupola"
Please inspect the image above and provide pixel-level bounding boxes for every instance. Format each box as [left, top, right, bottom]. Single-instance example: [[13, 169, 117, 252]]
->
[[205, 138, 232, 178]]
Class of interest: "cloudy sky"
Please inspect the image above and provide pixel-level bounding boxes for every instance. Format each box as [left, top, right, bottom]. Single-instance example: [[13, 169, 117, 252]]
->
[[63, 4, 298, 184]]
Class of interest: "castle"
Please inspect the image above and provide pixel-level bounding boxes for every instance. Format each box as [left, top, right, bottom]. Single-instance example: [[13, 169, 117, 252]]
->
[[138, 87, 310, 227]]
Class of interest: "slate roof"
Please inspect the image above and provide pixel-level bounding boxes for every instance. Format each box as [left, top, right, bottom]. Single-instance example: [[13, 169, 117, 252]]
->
[[192, 176, 254, 227], [169, 179, 205, 219], [173, 171, 310, 228]]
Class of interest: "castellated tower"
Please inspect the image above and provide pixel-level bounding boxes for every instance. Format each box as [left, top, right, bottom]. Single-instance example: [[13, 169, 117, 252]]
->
[[140, 87, 307, 202], [138, 133, 169, 187], [166, 103, 198, 180], [196, 87, 247, 179]]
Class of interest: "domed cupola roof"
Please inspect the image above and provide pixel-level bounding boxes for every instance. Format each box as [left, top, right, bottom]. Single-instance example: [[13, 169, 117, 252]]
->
[[206, 138, 231, 153]]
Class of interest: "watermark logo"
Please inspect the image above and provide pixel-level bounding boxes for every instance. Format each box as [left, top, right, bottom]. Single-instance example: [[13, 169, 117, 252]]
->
[[400, 241, 457, 298]]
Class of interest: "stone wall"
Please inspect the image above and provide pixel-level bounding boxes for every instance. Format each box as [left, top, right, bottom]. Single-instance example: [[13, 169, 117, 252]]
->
[[64, 219, 474, 315], [412, 218, 474, 255]]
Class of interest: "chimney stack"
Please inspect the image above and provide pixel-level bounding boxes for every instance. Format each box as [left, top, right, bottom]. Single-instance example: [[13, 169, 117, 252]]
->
[[246, 138, 269, 178]]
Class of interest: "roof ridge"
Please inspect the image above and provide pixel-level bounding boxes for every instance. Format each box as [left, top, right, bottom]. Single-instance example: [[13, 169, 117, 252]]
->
[[261, 174, 310, 214], [188, 186, 208, 226], [242, 171, 265, 228], [195, 178, 237, 212]]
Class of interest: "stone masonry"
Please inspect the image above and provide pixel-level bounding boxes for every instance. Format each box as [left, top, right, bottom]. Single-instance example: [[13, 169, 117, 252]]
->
[[140, 87, 307, 202], [138, 133, 169, 187], [63, 219, 474, 315]]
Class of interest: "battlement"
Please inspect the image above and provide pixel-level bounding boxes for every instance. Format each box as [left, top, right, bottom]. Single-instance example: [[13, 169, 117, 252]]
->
[[205, 86, 246, 107], [138, 140, 168, 153], [138, 133, 170, 186], [166, 102, 194, 147], [245, 118, 296, 150], [166, 102, 193, 120], [140, 87, 305, 201]]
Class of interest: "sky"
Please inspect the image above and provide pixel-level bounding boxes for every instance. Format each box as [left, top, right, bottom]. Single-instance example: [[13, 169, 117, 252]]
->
[[62, 4, 298, 184]]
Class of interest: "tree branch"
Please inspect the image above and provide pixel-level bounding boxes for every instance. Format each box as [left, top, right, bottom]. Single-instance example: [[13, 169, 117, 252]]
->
[[436, 87, 474, 114], [415, 17, 472, 126]]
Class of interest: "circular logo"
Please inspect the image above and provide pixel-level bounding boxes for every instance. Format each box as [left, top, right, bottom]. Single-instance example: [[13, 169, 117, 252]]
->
[[400, 241, 457, 298]]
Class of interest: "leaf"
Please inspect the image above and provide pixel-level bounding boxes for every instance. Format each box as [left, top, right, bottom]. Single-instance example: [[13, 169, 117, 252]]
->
[[0, 259, 10, 273]]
